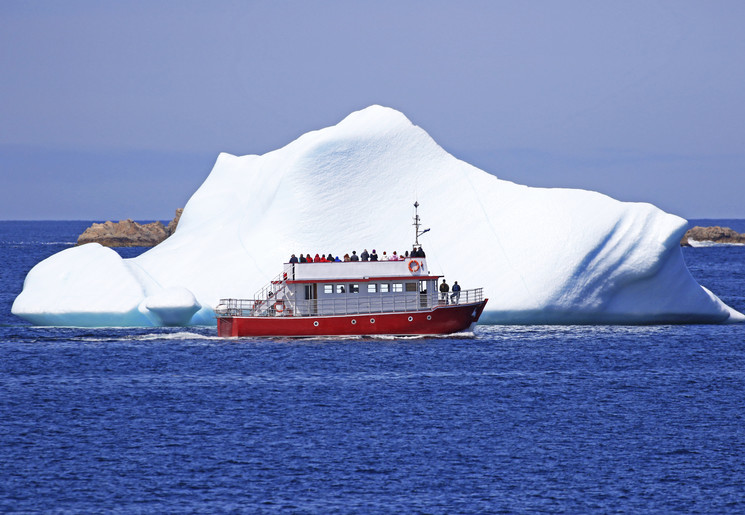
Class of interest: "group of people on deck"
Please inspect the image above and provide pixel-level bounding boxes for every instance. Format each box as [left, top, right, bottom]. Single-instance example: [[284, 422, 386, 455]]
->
[[289, 246, 426, 264]]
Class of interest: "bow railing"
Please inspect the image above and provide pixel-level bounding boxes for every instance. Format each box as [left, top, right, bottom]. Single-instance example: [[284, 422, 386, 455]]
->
[[216, 288, 483, 318]]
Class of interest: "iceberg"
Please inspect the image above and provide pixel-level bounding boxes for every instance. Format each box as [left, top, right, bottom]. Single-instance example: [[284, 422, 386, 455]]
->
[[12, 106, 744, 326]]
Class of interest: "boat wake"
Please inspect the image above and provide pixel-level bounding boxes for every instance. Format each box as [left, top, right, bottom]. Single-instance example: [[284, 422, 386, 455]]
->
[[73, 330, 222, 343]]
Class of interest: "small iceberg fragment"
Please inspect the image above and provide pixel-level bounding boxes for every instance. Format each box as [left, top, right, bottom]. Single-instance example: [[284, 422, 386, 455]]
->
[[142, 288, 201, 326], [12, 243, 152, 326]]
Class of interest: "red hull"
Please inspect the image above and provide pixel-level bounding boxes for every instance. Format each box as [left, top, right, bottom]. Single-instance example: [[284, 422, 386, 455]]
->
[[217, 300, 488, 337]]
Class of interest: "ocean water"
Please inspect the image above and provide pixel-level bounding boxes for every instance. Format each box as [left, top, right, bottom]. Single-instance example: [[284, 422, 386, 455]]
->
[[1, 221, 745, 513]]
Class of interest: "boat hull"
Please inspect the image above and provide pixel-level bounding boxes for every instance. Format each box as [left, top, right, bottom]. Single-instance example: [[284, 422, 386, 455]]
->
[[217, 300, 488, 337]]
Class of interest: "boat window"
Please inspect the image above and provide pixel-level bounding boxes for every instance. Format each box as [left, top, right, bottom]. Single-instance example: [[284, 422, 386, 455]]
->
[[368, 284, 377, 293], [304, 285, 314, 300], [405, 283, 417, 292], [380, 283, 389, 293], [336, 284, 346, 294], [392, 283, 403, 293], [350, 284, 359, 294], [324, 284, 333, 294]]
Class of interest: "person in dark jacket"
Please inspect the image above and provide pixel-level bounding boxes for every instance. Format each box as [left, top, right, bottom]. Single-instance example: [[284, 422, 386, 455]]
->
[[289, 254, 298, 263], [439, 279, 449, 304], [412, 246, 426, 258], [299, 254, 307, 263], [451, 281, 461, 304], [327, 253, 334, 262], [370, 249, 379, 261], [361, 249, 369, 261], [350, 251, 359, 261]]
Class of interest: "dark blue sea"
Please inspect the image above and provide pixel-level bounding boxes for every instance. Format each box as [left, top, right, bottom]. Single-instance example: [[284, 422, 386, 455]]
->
[[1, 220, 745, 513]]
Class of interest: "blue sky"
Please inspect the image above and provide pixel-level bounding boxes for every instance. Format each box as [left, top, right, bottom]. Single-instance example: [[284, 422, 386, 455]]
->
[[1, 1, 744, 220]]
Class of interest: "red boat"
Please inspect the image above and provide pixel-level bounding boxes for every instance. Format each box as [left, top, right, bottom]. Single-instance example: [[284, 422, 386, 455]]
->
[[215, 204, 488, 337]]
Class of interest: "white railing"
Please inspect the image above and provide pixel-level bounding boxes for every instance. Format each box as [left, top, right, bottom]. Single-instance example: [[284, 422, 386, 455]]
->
[[253, 263, 295, 299], [216, 288, 484, 318], [246, 263, 297, 315]]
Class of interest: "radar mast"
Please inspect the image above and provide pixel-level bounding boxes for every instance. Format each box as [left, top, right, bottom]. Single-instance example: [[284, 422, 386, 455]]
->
[[413, 201, 429, 248]]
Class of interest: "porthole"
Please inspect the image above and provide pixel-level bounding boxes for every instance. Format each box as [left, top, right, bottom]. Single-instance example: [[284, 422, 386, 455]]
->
[[313, 321, 319, 327], [351, 319, 357, 325], [370, 318, 375, 324], [408, 316, 413, 322], [427, 315, 432, 321]]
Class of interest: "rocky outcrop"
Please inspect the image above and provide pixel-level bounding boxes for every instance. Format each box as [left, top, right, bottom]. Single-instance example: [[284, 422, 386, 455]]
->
[[165, 208, 182, 236], [77, 209, 183, 247], [681, 226, 745, 246]]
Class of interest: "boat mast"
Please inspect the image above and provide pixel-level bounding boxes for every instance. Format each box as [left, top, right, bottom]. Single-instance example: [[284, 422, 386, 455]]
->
[[413, 201, 429, 248]]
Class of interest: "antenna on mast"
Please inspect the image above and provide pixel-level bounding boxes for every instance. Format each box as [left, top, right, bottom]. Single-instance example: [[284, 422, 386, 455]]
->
[[413, 201, 430, 247]]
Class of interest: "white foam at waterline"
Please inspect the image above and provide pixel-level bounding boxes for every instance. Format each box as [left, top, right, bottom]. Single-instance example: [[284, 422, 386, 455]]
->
[[221, 335, 365, 342], [74, 331, 222, 342], [367, 334, 425, 340], [688, 239, 745, 248], [366, 333, 477, 340], [134, 331, 222, 341]]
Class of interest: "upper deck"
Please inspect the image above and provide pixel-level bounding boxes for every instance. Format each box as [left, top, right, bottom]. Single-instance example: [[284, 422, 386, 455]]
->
[[285, 257, 435, 283]]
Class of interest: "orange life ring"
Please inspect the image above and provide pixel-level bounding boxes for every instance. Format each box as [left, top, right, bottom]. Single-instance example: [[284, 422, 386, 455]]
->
[[274, 301, 284, 313], [408, 260, 420, 273]]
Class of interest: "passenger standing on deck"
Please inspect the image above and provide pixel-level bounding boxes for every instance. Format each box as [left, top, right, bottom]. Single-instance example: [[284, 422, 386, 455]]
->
[[289, 254, 298, 263], [350, 251, 359, 261], [314, 253, 321, 263], [440, 279, 450, 304], [361, 249, 369, 261], [299, 254, 307, 263], [370, 249, 379, 261], [451, 281, 461, 304], [381, 251, 388, 261]]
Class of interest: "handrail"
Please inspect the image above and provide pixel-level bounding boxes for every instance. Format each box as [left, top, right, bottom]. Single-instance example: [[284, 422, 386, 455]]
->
[[246, 263, 297, 315], [253, 263, 295, 299], [216, 288, 484, 318]]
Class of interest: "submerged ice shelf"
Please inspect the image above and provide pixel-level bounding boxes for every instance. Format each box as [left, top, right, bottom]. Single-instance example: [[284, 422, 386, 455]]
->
[[12, 106, 744, 326]]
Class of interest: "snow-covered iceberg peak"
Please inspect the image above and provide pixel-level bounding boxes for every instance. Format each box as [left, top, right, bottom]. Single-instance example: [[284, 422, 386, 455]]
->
[[12, 105, 744, 325]]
